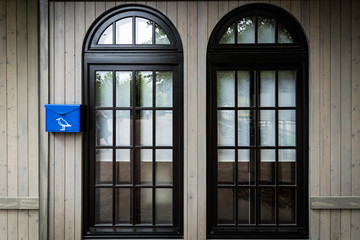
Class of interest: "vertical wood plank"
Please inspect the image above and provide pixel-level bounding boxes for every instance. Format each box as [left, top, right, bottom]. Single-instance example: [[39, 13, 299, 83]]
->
[[85, 2, 95, 32], [145, 1, 156, 9], [166, 1, 177, 27], [228, 1, 239, 11], [290, 0, 301, 22], [207, 1, 218, 40], [156, 1, 166, 15], [280, 0, 291, 12], [301, 0, 310, 40], [218, 1, 228, 19], [105, 1, 116, 10], [95, 2, 105, 18]]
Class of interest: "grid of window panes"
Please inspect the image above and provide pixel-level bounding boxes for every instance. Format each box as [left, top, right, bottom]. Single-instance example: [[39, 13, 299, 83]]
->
[[95, 70, 174, 226], [216, 70, 297, 225]]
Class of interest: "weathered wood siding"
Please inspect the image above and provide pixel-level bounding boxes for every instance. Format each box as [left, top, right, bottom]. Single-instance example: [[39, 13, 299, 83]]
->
[[0, 0, 39, 239], [46, 0, 360, 240]]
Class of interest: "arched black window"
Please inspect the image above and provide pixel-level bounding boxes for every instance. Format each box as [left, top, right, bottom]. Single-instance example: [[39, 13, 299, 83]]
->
[[83, 5, 183, 238], [207, 4, 308, 239]]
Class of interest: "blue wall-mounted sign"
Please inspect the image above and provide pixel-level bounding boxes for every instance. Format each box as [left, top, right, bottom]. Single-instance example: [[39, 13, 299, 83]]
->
[[45, 104, 84, 132]]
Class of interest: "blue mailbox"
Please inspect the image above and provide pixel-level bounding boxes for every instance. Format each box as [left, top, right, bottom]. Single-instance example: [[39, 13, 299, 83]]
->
[[45, 104, 84, 132]]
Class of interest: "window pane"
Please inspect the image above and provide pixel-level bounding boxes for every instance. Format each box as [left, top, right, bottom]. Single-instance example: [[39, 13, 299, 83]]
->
[[116, 71, 132, 107], [237, 17, 255, 43], [116, 18, 132, 44], [279, 149, 296, 185], [96, 71, 113, 107], [259, 188, 275, 224], [238, 188, 255, 224], [259, 110, 275, 146], [135, 149, 152, 185], [279, 70, 296, 107], [258, 17, 275, 43], [116, 188, 131, 224], [260, 71, 275, 107], [218, 188, 234, 224], [116, 149, 132, 184], [95, 188, 112, 224], [220, 24, 235, 44], [116, 111, 132, 146], [278, 23, 294, 44], [96, 110, 113, 146], [260, 149, 275, 185], [218, 110, 235, 146], [218, 149, 235, 184], [238, 149, 256, 185], [136, 71, 153, 107], [279, 188, 296, 224], [136, 188, 152, 224], [136, 17, 153, 44], [155, 24, 170, 44], [96, 149, 113, 184], [156, 149, 173, 185], [238, 71, 255, 107], [135, 110, 152, 146], [98, 25, 113, 44], [238, 110, 255, 146], [217, 71, 235, 107], [156, 71, 173, 107], [155, 189, 173, 224], [279, 110, 296, 146], [156, 110, 173, 146]]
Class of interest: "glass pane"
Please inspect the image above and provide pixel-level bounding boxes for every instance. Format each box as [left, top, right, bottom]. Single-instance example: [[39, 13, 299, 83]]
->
[[156, 149, 173, 185], [116, 149, 132, 184], [238, 149, 256, 185], [136, 71, 153, 107], [135, 149, 152, 185], [155, 189, 173, 224], [237, 17, 255, 43], [279, 70, 296, 107], [95, 188, 112, 224], [136, 188, 152, 224], [156, 110, 173, 146], [219, 24, 235, 44], [96, 110, 113, 146], [238, 110, 255, 146], [155, 24, 170, 44], [259, 110, 275, 146], [116, 71, 132, 107], [279, 110, 296, 146], [259, 188, 275, 224], [217, 71, 235, 107], [116, 111, 132, 146], [260, 149, 275, 185], [136, 17, 153, 44], [156, 71, 173, 107], [116, 188, 131, 224], [238, 188, 255, 224], [218, 188, 234, 224], [96, 71, 113, 107], [260, 71, 275, 107], [279, 188, 296, 224], [238, 71, 255, 107], [98, 25, 113, 44], [116, 17, 132, 44], [135, 110, 152, 146], [258, 16, 275, 43], [279, 149, 296, 185], [278, 23, 294, 43], [218, 149, 235, 184], [218, 110, 235, 146], [96, 149, 112, 184]]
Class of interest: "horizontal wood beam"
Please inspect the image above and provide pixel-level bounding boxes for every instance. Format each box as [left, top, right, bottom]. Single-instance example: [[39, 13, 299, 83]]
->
[[0, 197, 39, 210], [311, 196, 360, 209]]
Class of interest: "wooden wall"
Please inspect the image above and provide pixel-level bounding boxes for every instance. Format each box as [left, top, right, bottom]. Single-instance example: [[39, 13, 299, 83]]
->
[[44, 0, 360, 240], [0, 0, 39, 239]]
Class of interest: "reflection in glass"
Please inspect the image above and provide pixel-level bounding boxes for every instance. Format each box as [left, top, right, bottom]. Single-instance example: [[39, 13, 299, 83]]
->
[[156, 149, 173, 185], [220, 24, 235, 44], [98, 25, 113, 44], [279, 70, 296, 107], [259, 110, 275, 146], [237, 17, 255, 43], [260, 149, 275, 185], [238, 149, 256, 185], [116, 149, 132, 184], [259, 188, 275, 224], [238, 188, 255, 224], [279, 110, 296, 146], [136, 110, 152, 146], [96, 110, 113, 146], [279, 188, 296, 224], [156, 189, 173, 224], [96, 71, 113, 107], [135, 149, 152, 185], [136, 71, 153, 107], [279, 149, 296, 185], [238, 110, 255, 146], [278, 23, 294, 43], [116, 71, 132, 107], [258, 16, 275, 43], [217, 71, 235, 107], [156, 110, 173, 146], [156, 71, 173, 107], [218, 188, 234, 224], [218, 110, 235, 146], [155, 24, 170, 44], [218, 149, 235, 184], [116, 18, 132, 44], [96, 149, 113, 184], [95, 188, 112, 224], [136, 188, 152, 224], [238, 71, 254, 107], [116, 188, 131, 224], [116, 111, 132, 146], [136, 17, 153, 44], [260, 71, 275, 107]]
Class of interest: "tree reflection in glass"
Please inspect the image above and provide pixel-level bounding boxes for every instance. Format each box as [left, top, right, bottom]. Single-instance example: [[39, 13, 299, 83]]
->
[[258, 16, 275, 43], [219, 24, 235, 44], [237, 17, 255, 43]]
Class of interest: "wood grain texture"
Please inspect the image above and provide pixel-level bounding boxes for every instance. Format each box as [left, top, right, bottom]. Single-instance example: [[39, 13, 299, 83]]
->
[[311, 197, 360, 210], [0, 198, 39, 210]]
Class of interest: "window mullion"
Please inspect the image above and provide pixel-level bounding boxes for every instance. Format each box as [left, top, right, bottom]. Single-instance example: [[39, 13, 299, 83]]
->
[[234, 70, 238, 226], [275, 70, 279, 226], [132, 70, 136, 225], [152, 70, 156, 225], [112, 70, 116, 226]]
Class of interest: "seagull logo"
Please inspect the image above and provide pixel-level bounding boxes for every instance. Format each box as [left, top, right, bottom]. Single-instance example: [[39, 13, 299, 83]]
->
[[56, 117, 72, 131]]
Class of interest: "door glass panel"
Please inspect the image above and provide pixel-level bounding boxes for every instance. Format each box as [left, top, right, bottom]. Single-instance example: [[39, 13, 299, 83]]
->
[[155, 189, 173, 224], [260, 71, 275, 107], [238, 149, 255, 185], [279, 70, 296, 107], [259, 188, 275, 224], [116, 18, 132, 44], [279, 188, 296, 224], [95, 188, 112, 224], [96, 71, 113, 107], [218, 149, 235, 184], [116, 188, 131, 224], [218, 188, 234, 224], [116, 149, 132, 184], [220, 23, 235, 44], [136, 17, 153, 44], [218, 110, 235, 146], [258, 17, 275, 43], [136, 71, 153, 107], [136, 188, 152, 224], [135, 149, 152, 185], [136, 110, 152, 146], [96, 149, 113, 184], [279, 110, 296, 146], [156, 149, 173, 185], [98, 25, 113, 44], [217, 71, 235, 107], [96, 110, 113, 146], [278, 23, 294, 44], [237, 17, 255, 44], [238, 110, 255, 146], [238, 71, 255, 107], [260, 149, 275, 185], [279, 149, 296, 185], [156, 71, 173, 107], [259, 110, 275, 146], [116, 71, 132, 107], [156, 110, 173, 146], [238, 188, 255, 224], [155, 24, 170, 44], [116, 111, 132, 146]]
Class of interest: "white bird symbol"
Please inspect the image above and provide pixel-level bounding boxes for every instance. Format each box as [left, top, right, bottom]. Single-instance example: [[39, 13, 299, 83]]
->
[[56, 117, 72, 131]]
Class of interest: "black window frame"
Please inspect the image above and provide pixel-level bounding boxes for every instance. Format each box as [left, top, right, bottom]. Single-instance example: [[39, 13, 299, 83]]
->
[[206, 4, 309, 239], [83, 5, 183, 239]]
